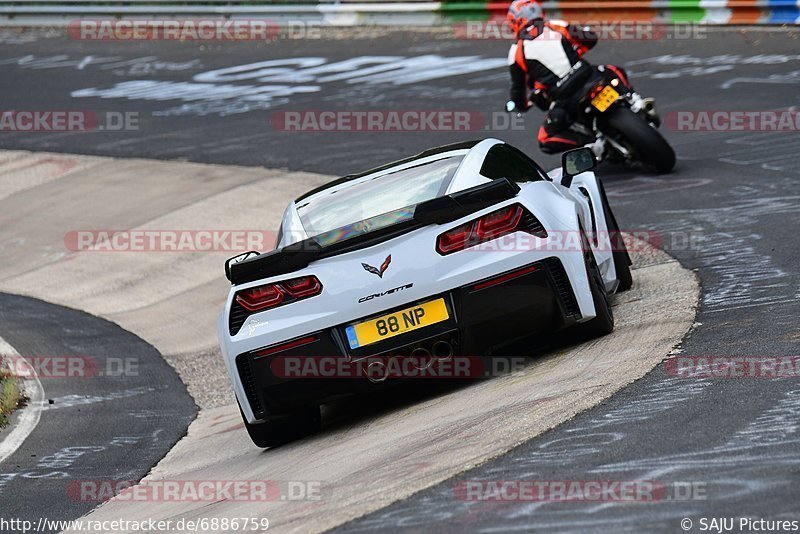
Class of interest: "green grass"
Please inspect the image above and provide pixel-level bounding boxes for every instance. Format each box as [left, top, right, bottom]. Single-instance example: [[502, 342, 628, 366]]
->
[[0, 368, 20, 429]]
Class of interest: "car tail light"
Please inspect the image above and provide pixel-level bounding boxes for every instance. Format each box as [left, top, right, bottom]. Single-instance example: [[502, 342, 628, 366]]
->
[[437, 223, 474, 254], [282, 276, 322, 298], [436, 204, 545, 255], [475, 205, 523, 240], [236, 285, 284, 312], [234, 275, 322, 313]]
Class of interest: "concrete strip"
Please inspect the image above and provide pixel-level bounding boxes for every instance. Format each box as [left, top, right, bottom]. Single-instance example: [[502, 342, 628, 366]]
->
[[0, 151, 104, 202], [0, 335, 44, 466], [0, 150, 698, 532]]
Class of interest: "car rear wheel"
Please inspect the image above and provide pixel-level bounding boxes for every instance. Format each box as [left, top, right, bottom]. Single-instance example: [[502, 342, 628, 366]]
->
[[239, 403, 321, 449], [578, 230, 615, 338]]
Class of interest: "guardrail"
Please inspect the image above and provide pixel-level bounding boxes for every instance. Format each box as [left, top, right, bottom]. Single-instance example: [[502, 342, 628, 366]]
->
[[0, 0, 796, 25]]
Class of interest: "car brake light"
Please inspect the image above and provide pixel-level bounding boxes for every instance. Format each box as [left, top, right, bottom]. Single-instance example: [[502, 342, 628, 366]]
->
[[437, 223, 475, 254], [236, 285, 284, 312], [234, 275, 322, 312], [437, 204, 542, 255], [282, 276, 322, 298], [476, 205, 523, 240]]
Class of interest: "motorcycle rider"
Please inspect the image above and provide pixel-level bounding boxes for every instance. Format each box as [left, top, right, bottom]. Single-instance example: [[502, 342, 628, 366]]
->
[[505, 0, 653, 156]]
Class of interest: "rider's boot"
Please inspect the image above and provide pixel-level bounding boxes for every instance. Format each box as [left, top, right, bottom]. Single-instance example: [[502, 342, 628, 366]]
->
[[584, 137, 605, 161]]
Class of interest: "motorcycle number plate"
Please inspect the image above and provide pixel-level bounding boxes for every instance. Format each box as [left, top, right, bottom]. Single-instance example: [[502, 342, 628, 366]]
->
[[591, 86, 619, 112]]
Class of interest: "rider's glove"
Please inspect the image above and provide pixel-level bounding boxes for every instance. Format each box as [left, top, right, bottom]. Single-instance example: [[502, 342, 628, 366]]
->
[[505, 100, 532, 113]]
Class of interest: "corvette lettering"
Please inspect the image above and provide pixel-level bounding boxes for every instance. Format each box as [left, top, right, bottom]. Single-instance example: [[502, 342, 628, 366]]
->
[[358, 283, 413, 303]]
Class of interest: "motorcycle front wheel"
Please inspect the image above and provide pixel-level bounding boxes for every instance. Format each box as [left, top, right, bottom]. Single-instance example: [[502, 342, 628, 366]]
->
[[600, 106, 676, 173]]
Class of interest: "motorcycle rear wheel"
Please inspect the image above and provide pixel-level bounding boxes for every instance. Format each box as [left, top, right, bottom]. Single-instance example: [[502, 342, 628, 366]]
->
[[600, 106, 676, 173]]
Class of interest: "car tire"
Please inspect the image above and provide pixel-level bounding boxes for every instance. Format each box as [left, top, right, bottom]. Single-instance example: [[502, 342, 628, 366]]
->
[[578, 229, 615, 338], [597, 179, 633, 291], [239, 403, 321, 449]]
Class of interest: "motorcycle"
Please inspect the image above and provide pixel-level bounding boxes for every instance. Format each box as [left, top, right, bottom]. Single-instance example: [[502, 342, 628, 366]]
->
[[507, 65, 676, 173]]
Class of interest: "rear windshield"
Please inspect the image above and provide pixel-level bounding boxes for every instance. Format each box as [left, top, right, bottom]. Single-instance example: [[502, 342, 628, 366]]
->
[[296, 155, 463, 238]]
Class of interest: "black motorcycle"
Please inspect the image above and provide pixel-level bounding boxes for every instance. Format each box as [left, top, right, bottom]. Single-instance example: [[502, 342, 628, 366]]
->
[[509, 65, 676, 173]]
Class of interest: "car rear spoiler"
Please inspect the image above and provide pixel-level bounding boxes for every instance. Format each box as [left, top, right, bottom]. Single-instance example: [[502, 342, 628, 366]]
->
[[412, 177, 520, 225], [226, 178, 520, 285]]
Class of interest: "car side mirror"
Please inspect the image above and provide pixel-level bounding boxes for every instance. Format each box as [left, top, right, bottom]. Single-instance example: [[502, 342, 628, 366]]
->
[[561, 147, 596, 188], [225, 250, 260, 282]]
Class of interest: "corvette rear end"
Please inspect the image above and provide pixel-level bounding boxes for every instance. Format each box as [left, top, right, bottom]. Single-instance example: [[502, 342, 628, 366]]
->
[[218, 138, 631, 447]]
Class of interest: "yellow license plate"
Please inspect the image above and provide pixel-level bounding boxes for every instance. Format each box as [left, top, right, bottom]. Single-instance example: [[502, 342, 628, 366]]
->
[[591, 85, 619, 112], [345, 298, 449, 349]]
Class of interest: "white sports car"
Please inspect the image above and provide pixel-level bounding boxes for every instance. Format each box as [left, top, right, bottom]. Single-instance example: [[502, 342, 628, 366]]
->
[[218, 138, 632, 447]]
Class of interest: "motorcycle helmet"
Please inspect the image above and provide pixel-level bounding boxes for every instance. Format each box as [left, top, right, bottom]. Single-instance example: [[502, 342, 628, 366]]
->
[[507, 0, 544, 35]]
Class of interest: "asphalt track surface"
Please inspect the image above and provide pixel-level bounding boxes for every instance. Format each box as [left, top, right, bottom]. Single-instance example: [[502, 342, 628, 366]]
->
[[1, 27, 800, 532], [0, 293, 196, 533]]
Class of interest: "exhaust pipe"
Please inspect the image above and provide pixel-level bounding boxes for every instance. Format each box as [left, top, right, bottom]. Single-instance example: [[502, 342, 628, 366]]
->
[[432, 341, 454, 360], [365, 361, 388, 383], [640, 97, 659, 125], [410, 347, 433, 370]]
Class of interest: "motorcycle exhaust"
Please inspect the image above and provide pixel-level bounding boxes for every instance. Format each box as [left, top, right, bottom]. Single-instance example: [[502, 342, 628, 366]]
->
[[432, 341, 454, 360]]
